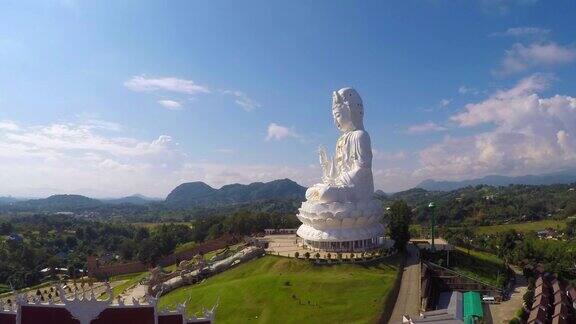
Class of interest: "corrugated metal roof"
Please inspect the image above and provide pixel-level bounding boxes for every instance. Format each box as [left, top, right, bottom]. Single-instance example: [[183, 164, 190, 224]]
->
[[463, 291, 483, 319]]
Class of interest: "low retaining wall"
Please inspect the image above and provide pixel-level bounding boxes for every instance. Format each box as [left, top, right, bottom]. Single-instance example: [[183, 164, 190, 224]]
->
[[88, 235, 239, 279]]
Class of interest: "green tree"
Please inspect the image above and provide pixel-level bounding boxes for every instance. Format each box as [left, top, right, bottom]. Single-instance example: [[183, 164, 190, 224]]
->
[[566, 218, 576, 238], [387, 200, 412, 251]]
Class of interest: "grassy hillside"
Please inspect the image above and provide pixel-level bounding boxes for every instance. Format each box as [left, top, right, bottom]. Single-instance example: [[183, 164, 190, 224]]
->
[[159, 255, 400, 324], [451, 247, 506, 287]]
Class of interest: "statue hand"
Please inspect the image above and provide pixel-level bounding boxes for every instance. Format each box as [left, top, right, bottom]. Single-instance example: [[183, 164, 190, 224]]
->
[[318, 146, 329, 167]]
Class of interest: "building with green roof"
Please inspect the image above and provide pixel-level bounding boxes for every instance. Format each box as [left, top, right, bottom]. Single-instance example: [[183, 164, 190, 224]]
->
[[463, 291, 483, 323]]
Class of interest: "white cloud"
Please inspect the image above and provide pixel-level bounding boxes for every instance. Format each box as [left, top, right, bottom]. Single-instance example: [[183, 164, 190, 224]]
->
[[416, 74, 576, 180], [125, 75, 260, 111], [265, 123, 299, 141], [0, 120, 181, 197], [124, 75, 210, 95], [406, 122, 447, 134], [439, 98, 452, 108], [496, 42, 576, 75], [458, 86, 479, 95], [491, 27, 550, 38], [221, 90, 261, 111], [158, 100, 182, 110], [480, 0, 539, 15], [373, 149, 407, 162], [0, 118, 320, 197], [214, 148, 237, 154], [451, 73, 551, 127], [0, 120, 19, 131]]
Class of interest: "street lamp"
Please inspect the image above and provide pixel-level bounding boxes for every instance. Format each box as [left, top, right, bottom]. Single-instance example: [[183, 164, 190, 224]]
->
[[428, 202, 436, 252]]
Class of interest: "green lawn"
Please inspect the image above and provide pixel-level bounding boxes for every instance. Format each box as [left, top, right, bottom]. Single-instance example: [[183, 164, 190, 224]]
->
[[159, 255, 400, 324], [174, 241, 197, 254], [475, 219, 566, 234], [0, 283, 9, 294]]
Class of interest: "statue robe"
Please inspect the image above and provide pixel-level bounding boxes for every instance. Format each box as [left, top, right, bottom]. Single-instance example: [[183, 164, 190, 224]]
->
[[333, 129, 374, 202]]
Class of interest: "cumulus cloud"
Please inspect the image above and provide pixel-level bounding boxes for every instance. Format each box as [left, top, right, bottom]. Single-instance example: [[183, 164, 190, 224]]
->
[[0, 118, 321, 197], [406, 122, 447, 134], [416, 74, 576, 180], [491, 27, 550, 38], [496, 42, 576, 75], [0, 120, 19, 131], [265, 123, 299, 141], [157, 100, 182, 110], [125, 75, 210, 95], [451, 73, 551, 127], [0, 120, 181, 197]]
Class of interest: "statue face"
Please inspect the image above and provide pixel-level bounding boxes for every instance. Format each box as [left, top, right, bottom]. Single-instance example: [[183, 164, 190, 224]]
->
[[332, 104, 354, 132]]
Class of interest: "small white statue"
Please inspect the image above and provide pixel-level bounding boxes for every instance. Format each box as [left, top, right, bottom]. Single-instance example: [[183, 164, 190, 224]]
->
[[306, 87, 374, 203]]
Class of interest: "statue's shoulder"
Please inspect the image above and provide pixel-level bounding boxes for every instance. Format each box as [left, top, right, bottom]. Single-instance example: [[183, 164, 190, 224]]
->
[[350, 129, 370, 140]]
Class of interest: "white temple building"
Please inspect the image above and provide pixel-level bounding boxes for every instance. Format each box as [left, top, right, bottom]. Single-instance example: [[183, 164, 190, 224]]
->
[[296, 87, 385, 252]]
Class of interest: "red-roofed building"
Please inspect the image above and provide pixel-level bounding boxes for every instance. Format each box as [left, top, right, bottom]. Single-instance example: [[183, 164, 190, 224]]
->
[[553, 290, 570, 307], [527, 305, 548, 324], [567, 285, 576, 309], [0, 312, 16, 324], [0, 284, 216, 324]]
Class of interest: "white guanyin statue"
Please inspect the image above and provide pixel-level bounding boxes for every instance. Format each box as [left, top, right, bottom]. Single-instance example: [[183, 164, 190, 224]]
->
[[296, 87, 385, 251]]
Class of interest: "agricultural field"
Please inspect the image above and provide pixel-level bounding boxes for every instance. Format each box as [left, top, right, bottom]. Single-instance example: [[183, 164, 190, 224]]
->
[[159, 255, 401, 324], [475, 219, 567, 234]]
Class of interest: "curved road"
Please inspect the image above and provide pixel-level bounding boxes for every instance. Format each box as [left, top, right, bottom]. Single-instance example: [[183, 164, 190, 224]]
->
[[389, 245, 421, 324]]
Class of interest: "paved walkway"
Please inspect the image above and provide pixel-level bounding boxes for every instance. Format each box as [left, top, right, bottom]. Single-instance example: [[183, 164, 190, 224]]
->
[[120, 283, 148, 304], [487, 269, 527, 323], [389, 245, 421, 324], [263, 234, 383, 259]]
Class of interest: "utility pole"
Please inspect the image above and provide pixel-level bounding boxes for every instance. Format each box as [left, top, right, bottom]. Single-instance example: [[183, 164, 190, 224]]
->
[[428, 202, 436, 252]]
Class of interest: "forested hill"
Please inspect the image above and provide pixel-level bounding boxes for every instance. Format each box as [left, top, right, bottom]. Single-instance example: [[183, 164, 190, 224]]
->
[[380, 184, 576, 226], [14, 194, 104, 211], [165, 178, 306, 208]]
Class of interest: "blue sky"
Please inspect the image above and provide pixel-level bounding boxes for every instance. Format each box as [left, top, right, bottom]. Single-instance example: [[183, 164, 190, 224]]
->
[[1, 0, 576, 197]]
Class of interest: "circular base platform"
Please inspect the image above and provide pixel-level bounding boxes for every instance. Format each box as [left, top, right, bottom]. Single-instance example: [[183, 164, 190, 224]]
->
[[297, 223, 385, 252]]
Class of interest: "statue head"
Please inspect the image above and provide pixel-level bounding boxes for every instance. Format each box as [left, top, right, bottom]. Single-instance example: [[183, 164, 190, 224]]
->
[[332, 87, 364, 132]]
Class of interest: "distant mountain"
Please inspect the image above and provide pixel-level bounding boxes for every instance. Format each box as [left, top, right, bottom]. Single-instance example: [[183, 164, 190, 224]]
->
[[103, 194, 161, 205], [165, 179, 306, 208], [0, 197, 22, 205], [417, 169, 576, 191], [16, 194, 104, 211]]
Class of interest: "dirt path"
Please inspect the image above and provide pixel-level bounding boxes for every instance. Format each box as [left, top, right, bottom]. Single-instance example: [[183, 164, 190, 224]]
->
[[389, 245, 421, 324]]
